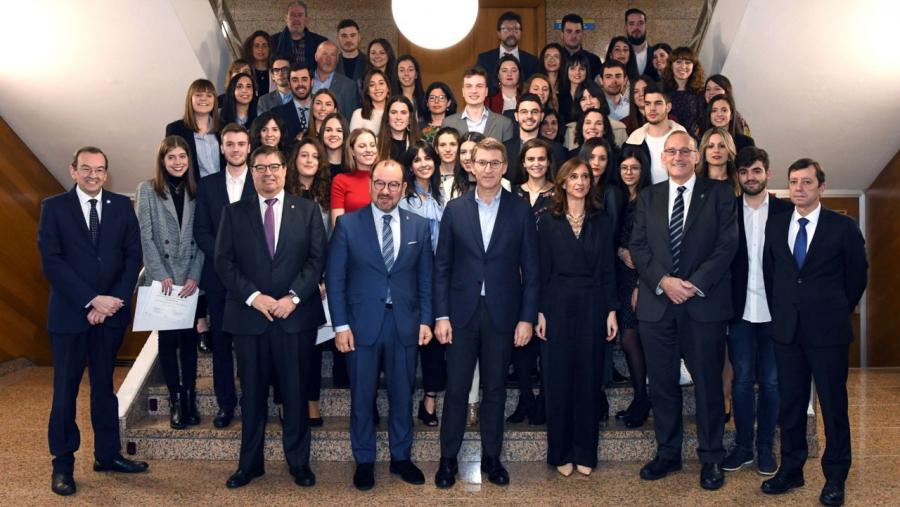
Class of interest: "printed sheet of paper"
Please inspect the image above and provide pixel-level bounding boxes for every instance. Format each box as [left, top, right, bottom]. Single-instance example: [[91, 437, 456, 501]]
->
[[132, 281, 199, 332]]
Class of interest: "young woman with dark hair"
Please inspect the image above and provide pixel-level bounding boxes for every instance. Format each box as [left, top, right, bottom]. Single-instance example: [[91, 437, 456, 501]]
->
[[241, 30, 271, 96], [706, 94, 755, 152], [219, 73, 257, 128], [523, 73, 558, 113], [485, 54, 522, 115], [349, 69, 390, 135], [568, 108, 617, 159], [249, 111, 285, 151], [421, 82, 457, 143], [646, 42, 672, 82], [394, 55, 427, 121], [539, 43, 566, 94], [558, 53, 591, 124], [703, 74, 752, 136], [540, 108, 564, 144], [376, 95, 420, 162], [662, 46, 705, 138], [623, 75, 652, 134], [318, 112, 350, 178], [605, 35, 639, 81], [306, 89, 338, 141], [364, 38, 396, 78], [165, 78, 223, 182]]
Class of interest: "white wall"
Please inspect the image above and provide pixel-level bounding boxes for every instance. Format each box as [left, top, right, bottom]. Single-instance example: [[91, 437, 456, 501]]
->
[[0, 0, 231, 193]]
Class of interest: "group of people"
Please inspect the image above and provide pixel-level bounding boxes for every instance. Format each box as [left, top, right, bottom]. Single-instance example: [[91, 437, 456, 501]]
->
[[37, 2, 867, 506]]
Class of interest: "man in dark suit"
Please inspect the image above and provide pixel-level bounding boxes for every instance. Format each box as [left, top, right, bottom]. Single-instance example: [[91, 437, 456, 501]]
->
[[272, 63, 313, 144], [257, 55, 294, 115], [193, 123, 256, 428], [215, 145, 327, 489], [503, 93, 566, 184], [433, 138, 540, 488], [335, 19, 365, 82], [270, 1, 327, 69], [475, 11, 540, 96], [559, 13, 603, 80], [38, 146, 148, 496], [312, 40, 361, 118], [761, 159, 867, 507], [441, 67, 514, 143], [629, 131, 738, 490], [326, 159, 433, 490], [722, 147, 792, 476]]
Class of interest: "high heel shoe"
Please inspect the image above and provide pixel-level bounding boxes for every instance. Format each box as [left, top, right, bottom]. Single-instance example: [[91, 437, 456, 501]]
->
[[624, 398, 651, 429], [556, 463, 573, 477], [576, 465, 593, 476], [184, 388, 200, 425], [418, 393, 438, 427]]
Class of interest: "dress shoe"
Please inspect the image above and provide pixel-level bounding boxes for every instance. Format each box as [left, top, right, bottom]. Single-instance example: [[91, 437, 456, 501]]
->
[[624, 399, 651, 429], [51, 472, 76, 496], [466, 403, 479, 427], [93, 455, 149, 473], [556, 463, 574, 477], [721, 447, 754, 472], [576, 465, 593, 476], [390, 459, 425, 485], [169, 392, 186, 430], [225, 468, 264, 488], [700, 463, 725, 490], [417, 394, 438, 427], [353, 462, 375, 490], [756, 448, 778, 476], [761, 471, 804, 495], [506, 399, 532, 423], [308, 416, 324, 427], [292, 465, 316, 487], [639, 455, 682, 480], [198, 331, 211, 353], [434, 457, 458, 489], [480, 456, 510, 486], [184, 388, 201, 425], [529, 398, 546, 426], [819, 480, 845, 506], [213, 408, 234, 429]]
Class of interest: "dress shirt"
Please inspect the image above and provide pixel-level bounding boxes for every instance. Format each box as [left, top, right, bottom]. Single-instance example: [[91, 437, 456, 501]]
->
[[499, 46, 520, 61], [75, 186, 103, 228], [461, 106, 489, 134], [398, 182, 444, 252], [371, 204, 401, 265], [279, 90, 293, 104], [788, 203, 821, 253], [742, 193, 771, 322], [606, 94, 631, 121], [193, 131, 220, 178], [475, 187, 502, 296], [656, 174, 704, 296], [293, 97, 311, 125], [312, 70, 335, 94], [634, 44, 649, 74], [225, 166, 248, 204], [245, 190, 285, 306]]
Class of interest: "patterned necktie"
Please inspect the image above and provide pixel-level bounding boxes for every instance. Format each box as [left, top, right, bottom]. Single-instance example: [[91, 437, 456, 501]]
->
[[669, 186, 686, 276], [88, 198, 99, 245], [264, 198, 277, 258], [793, 217, 809, 269], [382, 214, 394, 303], [298, 106, 308, 132]]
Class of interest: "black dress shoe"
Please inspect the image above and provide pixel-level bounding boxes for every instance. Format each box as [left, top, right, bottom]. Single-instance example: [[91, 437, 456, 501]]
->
[[93, 455, 149, 473], [700, 463, 725, 490], [184, 388, 201, 426], [51, 472, 76, 496], [481, 456, 510, 485], [506, 399, 531, 423], [353, 462, 375, 490], [761, 471, 805, 495], [624, 399, 651, 429], [293, 465, 316, 487], [819, 480, 845, 506], [169, 392, 186, 430], [225, 468, 264, 488], [213, 409, 234, 428], [390, 459, 425, 485], [308, 416, 324, 427], [198, 331, 211, 353], [639, 455, 682, 480], [434, 457, 458, 489]]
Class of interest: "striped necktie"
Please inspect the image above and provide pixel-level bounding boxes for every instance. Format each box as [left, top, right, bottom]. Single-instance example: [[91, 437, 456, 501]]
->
[[669, 186, 686, 276], [382, 214, 394, 303]]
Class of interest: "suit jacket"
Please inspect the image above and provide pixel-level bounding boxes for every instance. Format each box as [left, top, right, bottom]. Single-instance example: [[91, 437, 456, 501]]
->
[[325, 206, 433, 347], [629, 177, 738, 323], [164, 119, 224, 183], [272, 100, 306, 147], [135, 181, 204, 286], [257, 89, 289, 116], [441, 110, 514, 143], [763, 207, 867, 346], [323, 71, 361, 119], [271, 26, 328, 68], [336, 54, 366, 82], [730, 193, 792, 322], [37, 187, 143, 333], [193, 170, 256, 297], [214, 192, 327, 335], [476, 48, 540, 96], [434, 189, 540, 330], [503, 134, 567, 184]]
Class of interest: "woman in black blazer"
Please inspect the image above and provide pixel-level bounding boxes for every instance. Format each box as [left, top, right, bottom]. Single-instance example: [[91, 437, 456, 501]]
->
[[536, 157, 618, 477], [165, 78, 224, 183]]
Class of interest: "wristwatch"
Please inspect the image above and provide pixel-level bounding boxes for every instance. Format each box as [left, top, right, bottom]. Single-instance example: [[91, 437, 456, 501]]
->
[[289, 290, 300, 305]]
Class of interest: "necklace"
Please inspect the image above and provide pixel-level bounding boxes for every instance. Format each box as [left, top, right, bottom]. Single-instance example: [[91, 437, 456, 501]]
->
[[565, 210, 585, 238]]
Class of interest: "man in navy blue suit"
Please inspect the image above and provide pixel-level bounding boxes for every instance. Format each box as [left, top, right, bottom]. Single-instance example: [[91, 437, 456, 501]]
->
[[326, 159, 433, 491], [433, 137, 540, 488], [38, 146, 148, 496]]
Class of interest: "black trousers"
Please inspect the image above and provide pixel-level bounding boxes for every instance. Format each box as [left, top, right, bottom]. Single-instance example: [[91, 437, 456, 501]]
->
[[49, 325, 124, 474], [233, 326, 315, 472], [774, 338, 851, 482], [511, 338, 541, 405], [639, 305, 727, 463], [157, 328, 198, 394], [207, 292, 237, 412], [420, 338, 447, 393], [440, 298, 513, 458]]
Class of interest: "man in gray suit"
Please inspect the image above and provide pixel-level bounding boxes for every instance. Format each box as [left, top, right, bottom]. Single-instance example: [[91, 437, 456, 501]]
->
[[441, 67, 514, 143], [257, 55, 293, 115], [313, 41, 360, 118]]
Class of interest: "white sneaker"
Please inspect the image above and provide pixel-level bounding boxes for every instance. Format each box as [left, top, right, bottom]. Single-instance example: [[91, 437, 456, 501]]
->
[[679, 360, 693, 386]]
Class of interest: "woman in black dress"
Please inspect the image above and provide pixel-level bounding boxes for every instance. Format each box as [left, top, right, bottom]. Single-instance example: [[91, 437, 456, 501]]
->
[[536, 157, 618, 477], [610, 145, 653, 428]]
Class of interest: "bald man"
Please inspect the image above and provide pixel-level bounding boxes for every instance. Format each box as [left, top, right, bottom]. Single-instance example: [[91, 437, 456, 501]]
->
[[313, 40, 360, 117]]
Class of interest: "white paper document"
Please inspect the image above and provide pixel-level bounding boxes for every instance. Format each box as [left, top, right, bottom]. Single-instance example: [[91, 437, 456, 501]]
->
[[132, 281, 199, 332], [316, 297, 334, 345]]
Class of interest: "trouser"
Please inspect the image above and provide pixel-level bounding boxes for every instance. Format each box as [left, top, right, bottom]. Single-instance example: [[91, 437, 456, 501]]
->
[[207, 292, 236, 412], [157, 328, 198, 394], [727, 319, 779, 453]]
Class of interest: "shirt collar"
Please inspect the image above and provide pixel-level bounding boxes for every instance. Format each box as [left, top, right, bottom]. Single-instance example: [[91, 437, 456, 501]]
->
[[293, 97, 310, 109], [742, 192, 769, 210], [499, 45, 520, 58], [669, 173, 696, 193], [792, 202, 822, 225], [76, 185, 103, 205], [461, 106, 488, 122], [371, 203, 400, 222], [259, 189, 285, 205], [227, 166, 248, 183], [474, 186, 503, 206], [314, 70, 334, 85]]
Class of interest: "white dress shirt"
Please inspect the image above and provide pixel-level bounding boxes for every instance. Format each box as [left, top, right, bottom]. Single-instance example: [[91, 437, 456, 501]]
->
[[246, 190, 285, 306], [371, 204, 400, 264], [788, 203, 821, 254], [742, 194, 771, 322], [499, 46, 520, 61], [75, 186, 103, 228], [461, 106, 489, 134], [225, 167, 248, 204], [667, 173, 696, 223]]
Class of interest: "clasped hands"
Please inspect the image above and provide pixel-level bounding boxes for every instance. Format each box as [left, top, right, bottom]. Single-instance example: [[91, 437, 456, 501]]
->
[[660, 275, 698, 305], [87, 295, 124, 325], [251, 294, 297, 322]]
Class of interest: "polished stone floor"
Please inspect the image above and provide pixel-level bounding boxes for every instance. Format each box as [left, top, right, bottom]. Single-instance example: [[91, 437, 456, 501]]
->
[[0, 365, 897, 506]]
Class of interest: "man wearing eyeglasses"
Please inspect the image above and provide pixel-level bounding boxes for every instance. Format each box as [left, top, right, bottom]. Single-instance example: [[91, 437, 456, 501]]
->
[[215, 145, 327, 489], [475, 11, 539, 96], [433, 138, 540, 488], [326, 159, 433, 490], [257, 54, 293, 115], [629, 131, 738, 490]]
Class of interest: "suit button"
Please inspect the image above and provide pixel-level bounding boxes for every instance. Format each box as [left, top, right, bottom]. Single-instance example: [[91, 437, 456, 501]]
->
[[164, 254, 169, 259], [387, 274, 391, 279], [797, 278, 802, 284], [164, 240, 169, 244]]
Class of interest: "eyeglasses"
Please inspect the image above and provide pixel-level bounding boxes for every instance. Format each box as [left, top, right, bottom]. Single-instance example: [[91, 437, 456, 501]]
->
[[428, 95, 447, 103], [474, 159, 504, 170], [76, 166, 107, 176], [372, 180, 402, 192], [252, 163, 284, 173], [517, 108, 541, 116], [272, 66, 290, 74], [500, 26, 521, 33], [663, 148, 697, 157]]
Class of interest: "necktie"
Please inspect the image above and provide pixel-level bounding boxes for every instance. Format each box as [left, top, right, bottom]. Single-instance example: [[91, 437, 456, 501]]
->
[[669, 186, 686, 276], [88, 198, 99, 245], [382, 214, 394, 303], [264, 198, 277, 258], [298, 106, 308, 132], [793, 217, 809, 269]]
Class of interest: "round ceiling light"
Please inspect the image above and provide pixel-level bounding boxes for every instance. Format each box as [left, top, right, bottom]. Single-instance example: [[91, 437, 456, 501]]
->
[[392, 0, 478, 50]]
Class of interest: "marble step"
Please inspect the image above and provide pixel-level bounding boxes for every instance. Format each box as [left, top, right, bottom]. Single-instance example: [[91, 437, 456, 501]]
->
[[144, 376, 688, 418]]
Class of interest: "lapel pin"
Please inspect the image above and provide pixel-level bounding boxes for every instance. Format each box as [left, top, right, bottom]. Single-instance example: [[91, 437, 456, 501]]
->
[[106, 199, 111, 204], [291, 204, 295, 209]]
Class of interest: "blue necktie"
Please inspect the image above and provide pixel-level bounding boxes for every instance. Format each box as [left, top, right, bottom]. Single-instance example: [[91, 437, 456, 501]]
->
[[382, 214, 394, 303], [669, 186, 686, 276], [88, 198, 99, 246], [793, 217, 809, 269]]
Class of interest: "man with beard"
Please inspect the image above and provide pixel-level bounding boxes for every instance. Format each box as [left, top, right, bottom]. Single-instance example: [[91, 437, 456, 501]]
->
[[600, 60, 630, 121], [271, 1, 327, 68], [503, 94, 565, 183], [273, 63, 313, 143], [625, 8, 650, 75], [194, 123, 257, 429], [476, 11, 540, 96], [721, 147, 792, 476], [625, 82, 687, 184], [257, 55, 293, 115], [335, 19, 365, 81]]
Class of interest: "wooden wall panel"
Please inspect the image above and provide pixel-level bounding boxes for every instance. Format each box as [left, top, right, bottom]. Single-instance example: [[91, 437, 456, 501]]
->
[[865, 150, 900, 367]]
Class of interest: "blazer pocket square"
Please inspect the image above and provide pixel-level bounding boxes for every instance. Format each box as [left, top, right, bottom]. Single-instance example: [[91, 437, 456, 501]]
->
[[407, 241, 418, 245]]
